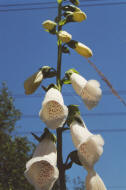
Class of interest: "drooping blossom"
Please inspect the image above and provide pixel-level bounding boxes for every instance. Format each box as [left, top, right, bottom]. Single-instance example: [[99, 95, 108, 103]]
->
[[39, 88, 68, 129], [24, 131, 59, 190], [70, 73, 102, 110], [85, 170, 107, 190], [70, 119, 106, 190], [70, 120, 104, 170]]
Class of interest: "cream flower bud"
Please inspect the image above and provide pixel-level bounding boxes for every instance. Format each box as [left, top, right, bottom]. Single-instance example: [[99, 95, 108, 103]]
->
[[73, 11, 87, 22], [75, 42, 93, 58], [39, 88, 68, 129], [42, 20, 57, 31], [86, 170, 107, 190], [58, 30, 72, 43], [24, 70, 43, 95], [70, 121, 104, 169], [25, 138, 59, 190], [70, 73, 102, 110]]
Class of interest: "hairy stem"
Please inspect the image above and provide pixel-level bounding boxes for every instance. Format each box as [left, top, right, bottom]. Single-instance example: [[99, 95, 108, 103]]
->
[[56, 1, 67, 190]]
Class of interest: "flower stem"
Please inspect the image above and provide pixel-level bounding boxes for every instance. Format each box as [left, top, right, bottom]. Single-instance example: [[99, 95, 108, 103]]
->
[[56, 1, 67, 190]]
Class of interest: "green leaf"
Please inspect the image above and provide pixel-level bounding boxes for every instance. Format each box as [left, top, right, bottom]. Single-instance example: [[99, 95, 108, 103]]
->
[[70, 68, 79, 74], [62, 46, 70, 54], [57, 0, 62, 4], [63, 79, 71, 84], [57, 39, 62, 46], [70, 0, 80, 6], [59, 19, 66, 26], [44, 29, 49, 33]]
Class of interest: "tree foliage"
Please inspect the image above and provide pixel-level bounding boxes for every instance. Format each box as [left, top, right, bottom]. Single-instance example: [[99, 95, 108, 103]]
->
[[0, 83, 34, 190]]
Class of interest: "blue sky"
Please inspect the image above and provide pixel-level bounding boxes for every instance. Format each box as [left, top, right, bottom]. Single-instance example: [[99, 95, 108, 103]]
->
[[0, 0, 126, 189]]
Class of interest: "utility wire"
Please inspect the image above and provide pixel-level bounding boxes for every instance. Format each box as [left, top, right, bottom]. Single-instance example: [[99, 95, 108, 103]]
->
[[21, 112, 126, 119], [0, 1, 126, 12], [12, 90, 126, 99], [0, 0, 119, 8], [13, 128, 126, 135]]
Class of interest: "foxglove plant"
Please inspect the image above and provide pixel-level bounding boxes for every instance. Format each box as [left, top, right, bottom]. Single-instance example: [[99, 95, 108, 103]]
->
[[24, 0, 125, 189]]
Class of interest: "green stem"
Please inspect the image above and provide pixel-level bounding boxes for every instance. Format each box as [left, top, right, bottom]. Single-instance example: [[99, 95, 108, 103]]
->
[[56, 2, 67, 190], [56, 2, 62, 91]]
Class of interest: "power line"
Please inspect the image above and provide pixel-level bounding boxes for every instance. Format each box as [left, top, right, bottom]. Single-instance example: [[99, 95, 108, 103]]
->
[[12, 90, 126, 99], [0, 1, 57, 8], [0, 0, 118, 8], [0, 1, 126, 12], [13, 128, 126, 135], [21, 112, 126, 119]]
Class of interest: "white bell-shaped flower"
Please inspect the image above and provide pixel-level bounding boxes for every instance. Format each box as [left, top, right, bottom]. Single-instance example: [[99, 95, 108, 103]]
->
[[25, 137, 59, 190], [70, 73, 102, 110], [70, 121, 104, 169], [70, 73, 87, 96], [39, 88, 68, 129], [86, 170, 107, 190]]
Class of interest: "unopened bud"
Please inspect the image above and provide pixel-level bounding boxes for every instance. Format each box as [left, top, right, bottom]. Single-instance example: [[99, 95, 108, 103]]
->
[[24, 70, 43, 95], [73, 11, 87, 22], [75, 42, 93, 58], [58, 30, 72, 43], [42, 20, 57, 31]]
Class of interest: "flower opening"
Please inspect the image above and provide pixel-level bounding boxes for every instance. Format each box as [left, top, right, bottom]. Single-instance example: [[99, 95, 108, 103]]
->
[[39, 88, 68, 129], [25, 138, 59, 190]]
